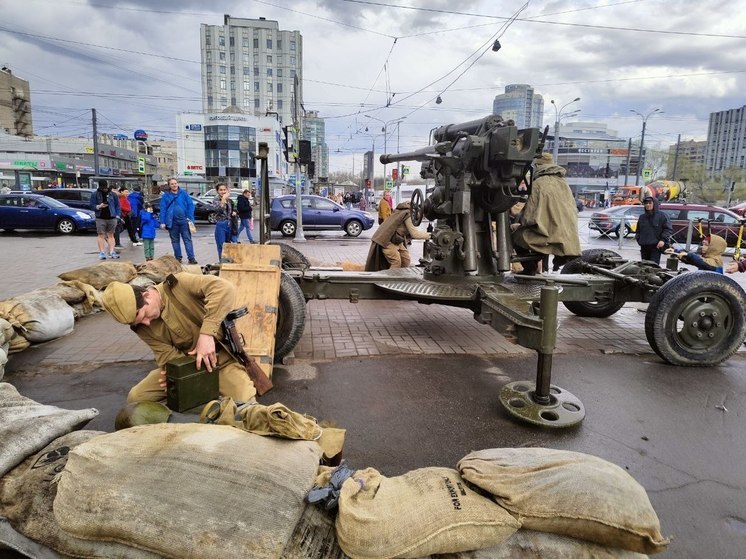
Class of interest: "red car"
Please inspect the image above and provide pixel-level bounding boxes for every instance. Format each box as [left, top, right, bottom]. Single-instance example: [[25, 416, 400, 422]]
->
[[660, 203, 746, 248]]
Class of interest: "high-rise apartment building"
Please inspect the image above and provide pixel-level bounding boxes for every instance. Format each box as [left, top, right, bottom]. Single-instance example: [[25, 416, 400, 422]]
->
[[667, 139, 707, 174], [302, 110, 328, 179], [492, 84, 543, 129], [0, 66, 33, 137], [705, 106, 746, 175], [200, 15, 302, 126]]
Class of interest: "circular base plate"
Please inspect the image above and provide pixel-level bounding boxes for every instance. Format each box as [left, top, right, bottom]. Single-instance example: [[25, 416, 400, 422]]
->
[[499, 381, 585, 428]]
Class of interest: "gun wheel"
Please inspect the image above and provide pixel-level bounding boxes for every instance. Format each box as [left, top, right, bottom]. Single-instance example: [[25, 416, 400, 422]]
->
[[410, 189, 424, 226], [645, 272, 746, 366]]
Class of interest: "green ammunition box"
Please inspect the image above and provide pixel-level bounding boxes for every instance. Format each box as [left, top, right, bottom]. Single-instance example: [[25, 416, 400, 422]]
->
[[165, 356, 220, 412]]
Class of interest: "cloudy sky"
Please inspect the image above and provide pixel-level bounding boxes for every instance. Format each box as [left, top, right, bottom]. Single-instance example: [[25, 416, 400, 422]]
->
[[2, 0, 745, 176]]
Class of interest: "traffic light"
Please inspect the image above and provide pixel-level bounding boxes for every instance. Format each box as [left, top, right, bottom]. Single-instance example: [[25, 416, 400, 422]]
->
[[308, 161, 315, 178], [298, 140, 312, 165], [282, 126, 290, 162], [137, 157, 145, 174], [391, 168, 398, 181]]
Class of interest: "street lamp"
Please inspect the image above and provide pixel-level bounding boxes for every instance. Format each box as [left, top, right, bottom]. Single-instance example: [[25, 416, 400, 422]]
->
[[630, 108, 662, 186], [365, 115, 406, 185], [550, 97, 581, 165]]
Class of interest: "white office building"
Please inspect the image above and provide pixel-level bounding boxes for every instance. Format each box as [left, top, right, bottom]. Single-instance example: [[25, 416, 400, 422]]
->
[[200, 15, 302, 127], [176, 111, 286, 188]]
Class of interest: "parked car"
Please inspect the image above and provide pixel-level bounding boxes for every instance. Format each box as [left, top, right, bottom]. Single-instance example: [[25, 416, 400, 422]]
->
[[0, 193, 96, 234], [589, 205, 645, 238], [270, 195, 375, 237], [660, 203, 746, 248], [37, 188, 95, 210], [148, 196, 219, 223]]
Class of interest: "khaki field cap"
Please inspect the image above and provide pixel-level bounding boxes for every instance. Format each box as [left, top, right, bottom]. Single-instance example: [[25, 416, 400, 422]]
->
[[102, 281, 137, 324]]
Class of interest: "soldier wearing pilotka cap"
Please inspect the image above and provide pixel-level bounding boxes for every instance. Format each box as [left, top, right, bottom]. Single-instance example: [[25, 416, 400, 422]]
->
[[101, 273, 256, 407]]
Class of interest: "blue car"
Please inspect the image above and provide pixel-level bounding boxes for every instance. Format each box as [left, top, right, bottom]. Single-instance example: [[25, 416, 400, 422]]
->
[[0, 193, 96, 234], [270, 194, 375, 237]]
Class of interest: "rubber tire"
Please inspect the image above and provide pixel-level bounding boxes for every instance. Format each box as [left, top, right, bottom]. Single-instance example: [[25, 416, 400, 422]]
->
[[207, 212, 217, 224], [57, 218, 76, 234], [345, 219, 363, 237], [278, 242, 311, 270], [644, 271, 746, 366], [280, 220, 296, 237], [561, 249, 626, 317], [274, 271, 306, 362]]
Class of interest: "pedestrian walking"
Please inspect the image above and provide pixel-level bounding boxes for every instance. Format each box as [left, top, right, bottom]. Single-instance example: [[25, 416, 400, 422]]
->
[[236, 189, 256, 243], [378, 190, 393, 225], [119, 187, 141, 246], [139, 202, 158, 261], [89, 179, 121, 260], [159, 177, 198, 264], [128, 185, 144, 241], [213, 182, 238, 261], [635, 196, 672, 265]]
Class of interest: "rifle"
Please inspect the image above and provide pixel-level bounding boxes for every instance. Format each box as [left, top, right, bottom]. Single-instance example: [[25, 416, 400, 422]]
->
[[222, 307, 273, 396]]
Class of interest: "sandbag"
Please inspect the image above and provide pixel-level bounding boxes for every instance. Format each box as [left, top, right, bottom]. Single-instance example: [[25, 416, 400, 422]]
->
[[58, 261, 137, 290], [0, 430, 161, 559], [7, 330, 29, 354], [54, 423, 322, 559], [0, 382, 98, 478], [335, 467, 520, 559], [437, 529, 648, 558], [0, 344, 8, 381], [0, 292, 74, 344], [135, 255, 184, 283], [0, 518, 63, 559], [129, 275, 156, 289], [457, 448, 669, 555], [29, 280, 100, 310], [0, 317, 12, 346]]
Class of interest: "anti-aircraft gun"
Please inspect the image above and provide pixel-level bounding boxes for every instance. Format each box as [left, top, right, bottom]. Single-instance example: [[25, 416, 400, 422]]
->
[[279, 115, 746, 429]]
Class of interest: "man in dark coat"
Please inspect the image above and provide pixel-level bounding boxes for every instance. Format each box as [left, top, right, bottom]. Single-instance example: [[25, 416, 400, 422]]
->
[[635, 196, 672, 265]]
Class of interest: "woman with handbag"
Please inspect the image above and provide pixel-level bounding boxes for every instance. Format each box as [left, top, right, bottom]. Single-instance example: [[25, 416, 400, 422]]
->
[[213, 182, 238, 261]]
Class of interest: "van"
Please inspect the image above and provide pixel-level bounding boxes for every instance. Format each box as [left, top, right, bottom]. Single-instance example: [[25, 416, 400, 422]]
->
[[660, 203, 745, 248]]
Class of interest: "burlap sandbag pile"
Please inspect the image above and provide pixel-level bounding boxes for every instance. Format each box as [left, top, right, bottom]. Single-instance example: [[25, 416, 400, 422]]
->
[[53, 423, 323, 559], [457, 448, 669, 555], [0, 317, 12, 380], [58, 261, 137, 290], [335, 466, 521, 559], [0, 382, 98, 479], [0, 430, 161, 559]]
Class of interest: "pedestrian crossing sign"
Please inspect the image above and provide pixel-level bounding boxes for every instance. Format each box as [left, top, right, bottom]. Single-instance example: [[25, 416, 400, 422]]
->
[[642, 168, 652, 180]]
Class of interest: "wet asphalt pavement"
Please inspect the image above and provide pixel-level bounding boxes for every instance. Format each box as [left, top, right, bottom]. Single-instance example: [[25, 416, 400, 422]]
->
[[7, 348, 746, 559]]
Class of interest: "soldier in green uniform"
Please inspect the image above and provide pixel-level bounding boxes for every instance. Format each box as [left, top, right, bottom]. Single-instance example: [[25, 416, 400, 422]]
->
[[101, 273, 256, 405]]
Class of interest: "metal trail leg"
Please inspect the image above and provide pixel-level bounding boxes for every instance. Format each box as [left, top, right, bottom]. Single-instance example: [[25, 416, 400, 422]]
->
[[499, 285, 585, 427]]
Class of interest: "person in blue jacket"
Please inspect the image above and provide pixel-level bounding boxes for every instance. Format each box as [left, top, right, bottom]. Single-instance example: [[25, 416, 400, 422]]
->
[[139, 202, 158, 261], [89, 179, 121, 260], [159, 177, 197, 264], [128, 185, 144, 242]]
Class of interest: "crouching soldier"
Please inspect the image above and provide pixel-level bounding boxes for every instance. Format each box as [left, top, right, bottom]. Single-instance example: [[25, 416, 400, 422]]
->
[[101, 273, 256, 406], [365, 200, 430, 271]]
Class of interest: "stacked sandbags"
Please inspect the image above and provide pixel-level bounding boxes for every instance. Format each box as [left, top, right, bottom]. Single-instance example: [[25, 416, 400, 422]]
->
[[0, 318, 12, 380], [58, 261, 137, 290], [0, 291, 74, 346], [31, 280, 101, 318], [53, 423, 322, 559], [0, 430, 161, 558], [0, 382, 98, 480], [135, 255, 184, 284], [335, 467, 520, 558], [457, 448, 669, 555]]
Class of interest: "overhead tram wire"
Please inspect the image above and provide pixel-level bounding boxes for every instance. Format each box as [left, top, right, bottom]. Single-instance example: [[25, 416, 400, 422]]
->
[[342, 0, 746, 40]]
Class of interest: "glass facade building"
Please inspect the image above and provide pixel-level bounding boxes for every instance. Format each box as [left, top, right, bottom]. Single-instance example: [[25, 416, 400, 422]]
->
[[204, 124, 256, 179], [492, 84, 543, 129]]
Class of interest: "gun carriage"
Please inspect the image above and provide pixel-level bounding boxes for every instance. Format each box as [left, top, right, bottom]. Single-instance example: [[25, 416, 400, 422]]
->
[[257, 115, 746, 428]]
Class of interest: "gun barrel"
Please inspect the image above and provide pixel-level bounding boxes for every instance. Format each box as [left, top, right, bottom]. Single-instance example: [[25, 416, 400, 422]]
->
[[380, 142, 449, 165], [433, 115, 503, 142]]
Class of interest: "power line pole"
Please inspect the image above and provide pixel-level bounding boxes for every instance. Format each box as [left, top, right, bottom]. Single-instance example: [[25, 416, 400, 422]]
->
[[92, 108, 100, 185], [672, 134, 681, 180], [292, 74, 305, 242]]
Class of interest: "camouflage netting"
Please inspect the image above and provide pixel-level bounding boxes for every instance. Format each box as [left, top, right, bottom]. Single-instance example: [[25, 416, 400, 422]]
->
[[457, 448, 669, 555]]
